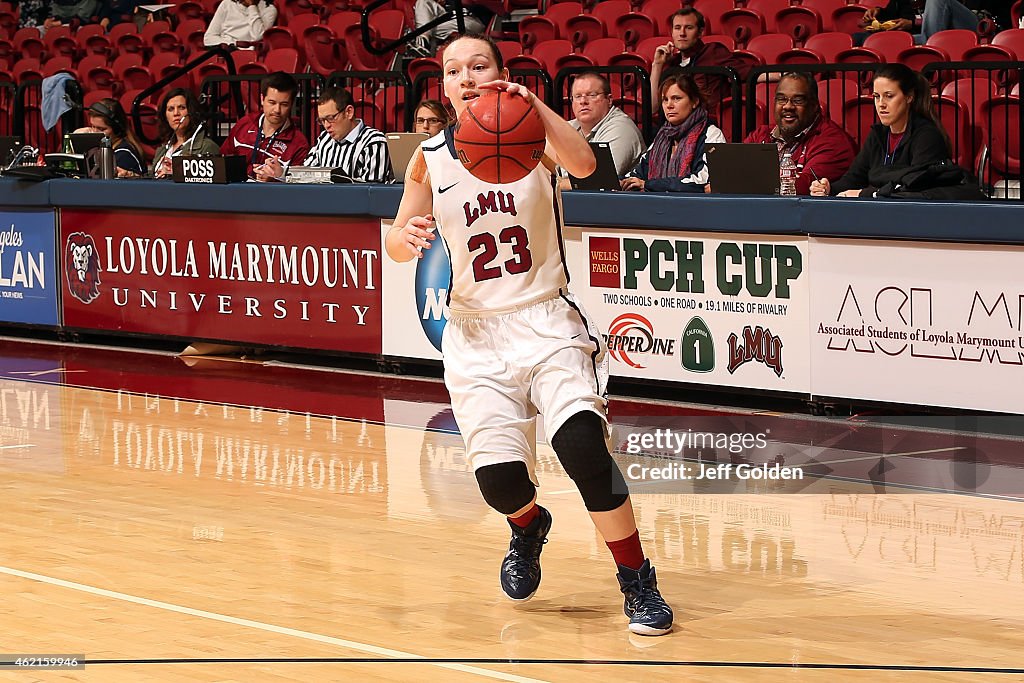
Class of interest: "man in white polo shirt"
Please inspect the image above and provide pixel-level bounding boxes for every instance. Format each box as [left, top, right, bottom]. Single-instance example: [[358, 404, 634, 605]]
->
[[559, 72, 644, 190]]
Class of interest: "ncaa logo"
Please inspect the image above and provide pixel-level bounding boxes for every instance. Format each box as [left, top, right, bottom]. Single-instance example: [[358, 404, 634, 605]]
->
[[414, 232, 451, 351]]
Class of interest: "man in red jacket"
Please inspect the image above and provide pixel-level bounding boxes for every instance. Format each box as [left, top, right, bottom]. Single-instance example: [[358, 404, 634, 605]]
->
[[743, 72, 858, 195], [220, 71, 311, 181]]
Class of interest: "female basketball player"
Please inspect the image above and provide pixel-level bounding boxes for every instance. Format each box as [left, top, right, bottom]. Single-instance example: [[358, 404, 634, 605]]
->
[[385, 33, 673, 636]]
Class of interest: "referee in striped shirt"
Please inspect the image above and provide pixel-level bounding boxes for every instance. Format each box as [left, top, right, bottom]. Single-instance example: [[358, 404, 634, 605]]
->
[[267, 86, 394, 183]]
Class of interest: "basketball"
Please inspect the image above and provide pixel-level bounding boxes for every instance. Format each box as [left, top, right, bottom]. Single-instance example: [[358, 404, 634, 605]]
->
[[453, 91, 546, 184]]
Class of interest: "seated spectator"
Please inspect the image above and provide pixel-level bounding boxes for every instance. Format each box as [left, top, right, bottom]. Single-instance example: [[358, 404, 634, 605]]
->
[[413, 99, 450, 137], [559, 72, 644, 190], [99, 0, 143, 29], [152, 88, 221, 179], [855, 0, 916, 45], [411, 0, 488, 56], [258, 86, 393, 183], [622, 74, 725, 192], [204, 0, 277, 48], [649, 8, 751, 122], [17, 0, 50, 29], [811, 64, 950, 197], [49, 0, 100, 27], [86, 98, 144, 177], [743, 73, 858, 195], [221, 71, 310, 181]]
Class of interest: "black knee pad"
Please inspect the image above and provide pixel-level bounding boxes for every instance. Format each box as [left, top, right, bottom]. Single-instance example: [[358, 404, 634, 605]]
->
[[475, 461, 537, 515], [551, 411, 628, 512]]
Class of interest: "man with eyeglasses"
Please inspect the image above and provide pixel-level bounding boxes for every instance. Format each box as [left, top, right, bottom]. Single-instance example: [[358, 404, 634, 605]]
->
[[742, 72, 857, 195], [259, 86, 393, 183], [560, 73, 644, 189]]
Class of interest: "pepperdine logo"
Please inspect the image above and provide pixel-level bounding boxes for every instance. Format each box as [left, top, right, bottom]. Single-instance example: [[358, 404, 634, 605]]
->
[[680, 316, 714, 372], [414, 231, 451, 352], [727, 325, 783, 377], [604, 312, 675, 369]]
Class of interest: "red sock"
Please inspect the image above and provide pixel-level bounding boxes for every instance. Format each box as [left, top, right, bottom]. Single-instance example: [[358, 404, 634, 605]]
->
[[606, 530, 645, 571], [508, 503, 539, 529]]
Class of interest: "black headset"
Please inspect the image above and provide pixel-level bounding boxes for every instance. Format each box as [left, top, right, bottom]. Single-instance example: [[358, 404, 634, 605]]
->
[[88, 101, 125, 138]]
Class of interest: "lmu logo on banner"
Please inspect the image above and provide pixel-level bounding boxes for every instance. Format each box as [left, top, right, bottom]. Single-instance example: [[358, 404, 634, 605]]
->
[[65, 231, 102, 304], [727, 325, 783, 377]]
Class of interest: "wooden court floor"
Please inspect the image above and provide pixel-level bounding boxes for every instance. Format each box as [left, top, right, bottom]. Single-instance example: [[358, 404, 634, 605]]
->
[[1, 370, 1023, 682]]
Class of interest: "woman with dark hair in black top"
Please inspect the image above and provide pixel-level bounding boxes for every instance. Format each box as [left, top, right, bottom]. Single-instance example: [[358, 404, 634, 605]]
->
[[811, 64, 951, 198]]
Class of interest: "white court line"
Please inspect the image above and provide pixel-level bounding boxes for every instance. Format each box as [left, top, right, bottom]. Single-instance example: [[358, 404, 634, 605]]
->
[[0, 565, 550, 683], [815, 447, 968, 466], [0, 444, 34, 450]]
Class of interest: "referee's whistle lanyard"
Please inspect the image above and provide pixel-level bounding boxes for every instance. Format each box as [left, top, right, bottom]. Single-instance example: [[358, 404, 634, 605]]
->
[[251, 115, 286, 168]]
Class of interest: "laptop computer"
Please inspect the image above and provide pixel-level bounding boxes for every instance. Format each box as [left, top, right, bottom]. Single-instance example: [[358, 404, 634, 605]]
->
[[705, 143, 781, 195], [386, 132, 428, 183], [66, 133, 106, 156], [569, 141, 619, 191]]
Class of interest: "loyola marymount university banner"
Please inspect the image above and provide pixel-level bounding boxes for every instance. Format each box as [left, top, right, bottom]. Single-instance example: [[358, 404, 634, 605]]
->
[[578, 229, 811, 392], [60, 209, 382, 354], [810, 238, 1024, 413]]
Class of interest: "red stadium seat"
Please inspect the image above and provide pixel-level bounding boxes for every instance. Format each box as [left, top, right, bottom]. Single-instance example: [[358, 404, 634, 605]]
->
[[842, 94, 876, 145], [615, 13, 658, 47], [831, 4, 872, 35], [863, 30, 914, 61], [926, 29, 977, 60], [804, 31, 853, 61], [42, 56, 75, 78], [932, 94, 973, 168], [896, 45, 950, 87], [774, 6, 822, 46], [818, 77, 860, 124], [718, 8, 766, 48], [304, 25, 347, 77], [565, 14, 605, 45], [519, 16, 558, 49], [748, 0, 792, 32], [802, 0, 844, 30], [694, 0, 737, 36], [644, 0, 685, 35], [746, 32, 794, 63], [584, 37, 627, 65], [265, 47, 300, 73], [702, 34, 736, 50], [776, 47, 826, 64]]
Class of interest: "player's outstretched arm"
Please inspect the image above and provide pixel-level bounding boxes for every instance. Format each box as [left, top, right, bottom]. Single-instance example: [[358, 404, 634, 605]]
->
[[386, 149, 436, 263], [479, 80, 596, 179]]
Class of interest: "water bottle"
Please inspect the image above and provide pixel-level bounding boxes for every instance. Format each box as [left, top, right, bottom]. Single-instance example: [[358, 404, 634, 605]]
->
[[98, 136, 115, 179], [779, 152, 797, 196]]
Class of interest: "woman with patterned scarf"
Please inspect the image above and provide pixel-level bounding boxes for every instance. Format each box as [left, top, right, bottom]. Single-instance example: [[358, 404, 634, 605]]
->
[[621, 73, 726, 192]]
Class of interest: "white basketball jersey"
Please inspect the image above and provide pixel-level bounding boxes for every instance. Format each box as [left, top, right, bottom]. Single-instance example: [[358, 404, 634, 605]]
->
[[422, 129, 570, 316]]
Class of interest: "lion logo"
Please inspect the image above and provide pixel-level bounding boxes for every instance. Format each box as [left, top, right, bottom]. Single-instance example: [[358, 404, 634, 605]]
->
[[65, 232, 102, 304]]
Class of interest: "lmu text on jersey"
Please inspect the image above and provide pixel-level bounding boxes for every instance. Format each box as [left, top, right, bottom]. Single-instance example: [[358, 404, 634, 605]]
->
[[464, 191, 518, 228]]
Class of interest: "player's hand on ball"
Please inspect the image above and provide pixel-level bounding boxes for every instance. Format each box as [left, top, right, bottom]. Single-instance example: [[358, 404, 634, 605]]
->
[[403, 215, 436, 258], [478, 80, 536, 107]]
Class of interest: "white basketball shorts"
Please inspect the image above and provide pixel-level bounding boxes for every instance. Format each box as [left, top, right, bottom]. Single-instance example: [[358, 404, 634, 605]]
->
[[442, 292, 610, 474]]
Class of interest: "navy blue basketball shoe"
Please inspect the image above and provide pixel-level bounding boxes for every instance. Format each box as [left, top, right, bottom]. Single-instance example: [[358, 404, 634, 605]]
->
[[616, 560, 673, 635], [500, 506, 552, 601]]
